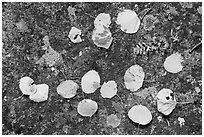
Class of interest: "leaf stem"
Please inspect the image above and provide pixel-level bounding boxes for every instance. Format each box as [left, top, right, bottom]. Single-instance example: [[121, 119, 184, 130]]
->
[[189, 41, 202, 53], [177, 101, 194, 105], [116, 94, 123, 104], [13, 94, 24, 101], [137, 124, 140, 134], [60, 69, 67, 80]]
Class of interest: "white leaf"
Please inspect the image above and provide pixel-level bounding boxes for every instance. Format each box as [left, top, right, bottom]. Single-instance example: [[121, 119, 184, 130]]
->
[[100, 81, 117, 98], [164, 52, 183, 73], [94, 13, 111, 28], [116, 9, 140, 34], [81, 70, 100, 94], [128, 105, 152, 125], [156, 88, 177, 115], [29, 84, 49, 102], [77, 99, 98, 117], [19, 76, 36, 95], [92, 26, 113, 49], [68, 27, 82, 43], [178, 117, 185, 127], [124, 64, 145, 92], [57, 80, 79, 98]]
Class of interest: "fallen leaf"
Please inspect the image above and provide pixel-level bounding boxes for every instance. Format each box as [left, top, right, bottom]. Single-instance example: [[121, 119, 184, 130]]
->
[[156, 88, 177, 115], [100, 81, 117, 98], [124, 64, 145, 92], [29, 84, 49, 102], [116, 9, 140, 34], [164, 52, 183, 73], [81, 70, 100, 94], [19, 76, 36, 95], [77, 99, 98, 117], [57, 80, 79, 98], [107, 114, 121, 128], [128, 105, 152, 125]]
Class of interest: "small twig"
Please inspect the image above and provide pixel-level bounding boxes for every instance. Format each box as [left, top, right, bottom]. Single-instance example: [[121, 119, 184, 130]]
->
[[112, 28, 121, 35], [166, 119, 170, 126], [84, 13, 95, 19], [189, 41, 202, 53], [13, 94, 24, 101], [116, 94, 123, 104], [140, 8, 152, 21], [70, 76, 81, 80], [60, 69, 67, 80], [89, 116, 92, 122], [82, 91, 85, 99]]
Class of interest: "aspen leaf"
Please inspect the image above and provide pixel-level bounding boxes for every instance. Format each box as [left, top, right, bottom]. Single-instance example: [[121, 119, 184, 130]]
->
[[156, 88, 177, 115], [164, 53, 183, 73], [107, 114, 121, 128], [124, 64, 145, 92], [57, 80, 79, 98], [29, 84, 49, 102], [94, 13, 111, 28], [81, 70, 100, 94], [100, 81, 117, 98], [116, 9, 140, 34], [128, 105, 152, 125], [77, 99, 98, 117], [92, 26, 113, 49], [19, 76, 36, 95]]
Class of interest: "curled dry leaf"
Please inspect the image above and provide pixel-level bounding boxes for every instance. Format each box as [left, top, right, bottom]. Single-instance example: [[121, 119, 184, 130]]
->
[[77, 99, 98, 117], [57, 80, 79, 98], [81, 70, 100, 94], [178, 117, 185, 127], [19, 76, 36, 95], [124, 64, 145, 92], [116, 9, 140, 34], [107, 114, 121, 128], [164, 52, 183, 73], [29, 84, 49, 102], [92, 25, 113, 49], [68, 26, 82, 43], [100, 81, 117, 98], [128, 105, 152, 125], [156, 88, 177, 115]]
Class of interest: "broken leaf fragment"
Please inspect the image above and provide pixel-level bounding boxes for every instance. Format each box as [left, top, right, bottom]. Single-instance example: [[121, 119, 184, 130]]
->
[[107, 114, 121, 128], [77, 99, 98, 117], [124, 64, 145, 92], [178, 117, 185, 127], [94, 13, 111, 28], [128, 105, 152, 125], [16, 20, 29, 32], [81, 70, 100, 94], [19, 76, 36, 95], [68, 26, 82, 43], [29, 84, 49, 102], [164, 52, 183, 73], [36, 40, 63, 67], [100, 80, 117, 98], [57, 80, 79, 98], [143, 14, 159, 31], [92, 26, 113, 49], [156, 88, 177, 115], [116, 9, 140, 34]]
